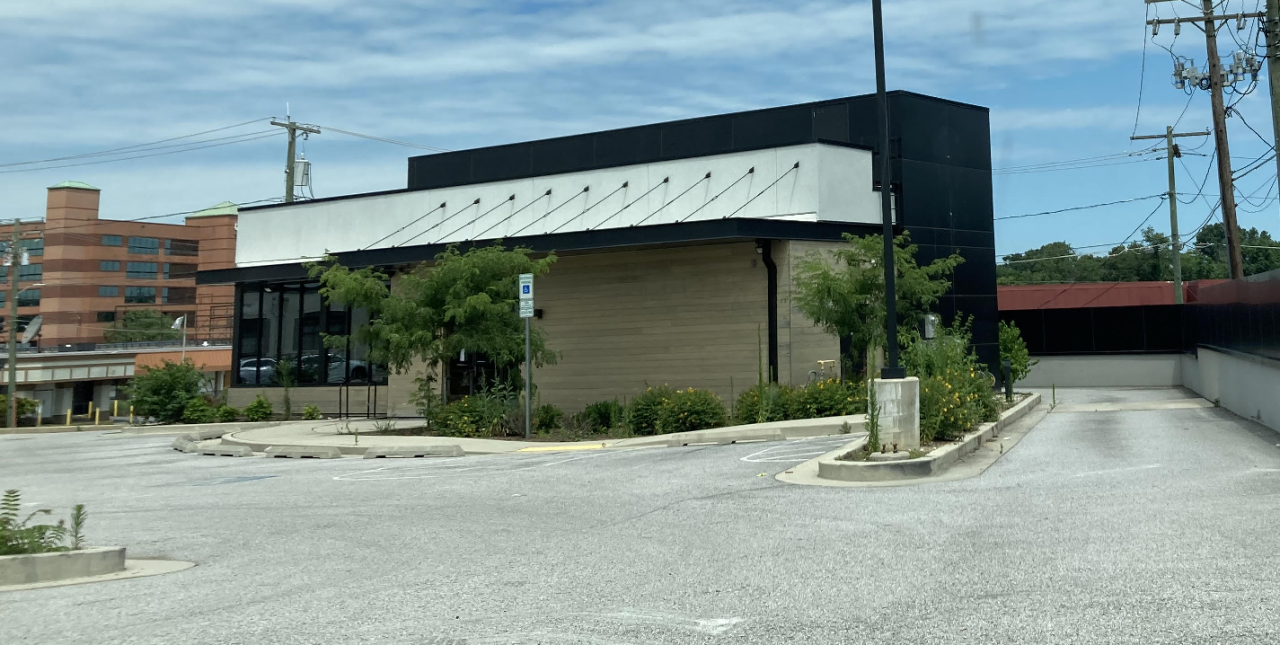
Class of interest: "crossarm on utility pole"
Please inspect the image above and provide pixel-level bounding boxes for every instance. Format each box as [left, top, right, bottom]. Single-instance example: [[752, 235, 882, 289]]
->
[[270, 121, 321, 203], [1132, 129, 1210, 304]]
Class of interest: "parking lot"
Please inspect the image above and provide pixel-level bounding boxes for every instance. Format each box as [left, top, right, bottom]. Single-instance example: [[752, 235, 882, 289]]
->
[[3, 388, 1279, 644]]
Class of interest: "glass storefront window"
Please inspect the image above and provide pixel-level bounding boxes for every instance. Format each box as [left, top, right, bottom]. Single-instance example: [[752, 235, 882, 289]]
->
[[235, 282, 388, 387]]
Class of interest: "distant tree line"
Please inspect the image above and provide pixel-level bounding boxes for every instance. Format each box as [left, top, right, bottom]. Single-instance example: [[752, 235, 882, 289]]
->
[[997, 223, 1280, 285]]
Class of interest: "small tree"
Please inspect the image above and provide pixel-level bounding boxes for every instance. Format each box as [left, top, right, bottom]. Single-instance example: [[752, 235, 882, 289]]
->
[[999, 320, 1037, 384], [275, 359, 296, 419], [794, 232, 963, 378], [125, 359, 206, 424], [103, 310, 181, 343], [308, 243, 558, 394]]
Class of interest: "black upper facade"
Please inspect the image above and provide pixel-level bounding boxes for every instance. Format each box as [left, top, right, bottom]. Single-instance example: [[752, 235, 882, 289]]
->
[[406, 90, 997, 366]]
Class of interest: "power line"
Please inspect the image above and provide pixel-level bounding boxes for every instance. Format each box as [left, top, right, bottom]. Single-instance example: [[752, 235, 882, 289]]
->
[[994, 155, 1162, 175], [314, 125, 451, 153], [0, 118, 271, 169], [0, 131, 283, 174], [995, 194, 1167, 221]]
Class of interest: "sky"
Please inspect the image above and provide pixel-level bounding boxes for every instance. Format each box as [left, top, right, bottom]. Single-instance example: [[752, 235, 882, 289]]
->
[[2, 0, 1277, 259]]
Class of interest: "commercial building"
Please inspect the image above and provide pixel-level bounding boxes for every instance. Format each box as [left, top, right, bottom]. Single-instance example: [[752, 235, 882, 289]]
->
[[9, 182, 238, 348], [0, 183, 240, 420], [201, 91, 999, 415]]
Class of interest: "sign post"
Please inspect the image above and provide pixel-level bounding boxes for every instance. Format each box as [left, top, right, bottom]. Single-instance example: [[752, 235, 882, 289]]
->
[[519, 273, 534, 439]]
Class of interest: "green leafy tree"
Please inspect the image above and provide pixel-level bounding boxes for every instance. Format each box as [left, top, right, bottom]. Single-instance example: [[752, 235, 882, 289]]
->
[[1194, 223, 1280, 277], [998, 225, 1280, 285], [793, 232, 964, 377], [103, 310, 181, 343], [308, 243, 558, 392], [125, 359, 207, 424], [998, 320, 1037, 383], [1099, 228, 1170, 283], [998, 241, 1103, 285]]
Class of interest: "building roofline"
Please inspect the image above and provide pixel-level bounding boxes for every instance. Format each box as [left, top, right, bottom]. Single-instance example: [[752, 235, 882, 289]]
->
[[198, 218, 879, 285], [239, 139, 872, 213]]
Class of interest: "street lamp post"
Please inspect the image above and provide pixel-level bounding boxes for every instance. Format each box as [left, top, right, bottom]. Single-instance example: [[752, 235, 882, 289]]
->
[[872, 0, 905, 380]]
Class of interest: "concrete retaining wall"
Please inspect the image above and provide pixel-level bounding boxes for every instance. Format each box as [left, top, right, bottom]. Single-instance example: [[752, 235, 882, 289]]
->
[[1181, 347, 1280, 433], [0, 547, 125, 585], [1017, 355, 1183, 388]]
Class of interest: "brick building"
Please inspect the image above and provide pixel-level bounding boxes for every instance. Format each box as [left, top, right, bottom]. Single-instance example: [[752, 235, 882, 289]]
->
[[10, 182, 237, 348]]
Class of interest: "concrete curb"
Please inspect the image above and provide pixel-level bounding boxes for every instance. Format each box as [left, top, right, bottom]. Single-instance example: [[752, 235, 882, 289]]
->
[[667, 428, 785, 446], [815, 393, 1042, 483], [363, 445, 465, 459], [616, 414, 865, 449], [0, 547, 125, 586], [265, 445, 343, 459], [198, 444, 254, 457], [119, 421, 280, 436], [0, 558, 195, 593]]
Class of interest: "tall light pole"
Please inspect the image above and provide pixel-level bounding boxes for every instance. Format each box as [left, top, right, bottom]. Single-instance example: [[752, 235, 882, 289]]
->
[[872, 0, 904, 379]]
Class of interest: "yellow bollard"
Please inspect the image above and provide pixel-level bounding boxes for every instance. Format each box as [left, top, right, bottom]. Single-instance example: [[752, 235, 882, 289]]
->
[[113, 400, 119, 417], [87, 401, 94, 418], [129, 405, 134, 424], [65, 410, 71, 426], [95, 410, 101, 426]]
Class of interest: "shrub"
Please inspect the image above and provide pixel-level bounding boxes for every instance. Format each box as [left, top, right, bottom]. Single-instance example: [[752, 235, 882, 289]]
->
[[734, 383, 799, 424], [125, 359, 207, 424], [999, 320, 1038, 384], [534, 404, 564, 433], [243, 395, 274, 422], [302, 404, 322, 420], [1, 490, 88, 555], [182, 397, 216, 424], [794, 378, 864, 418], [215, 405, 239, 423], [902, 318, 998, 442], [627, 385, 675, 435], [439, 394, 508, 437], [657, 387, 728, 434], [581, 399, 624, 431], [0, 396, 41, 425], [409, 375, 445, 433]]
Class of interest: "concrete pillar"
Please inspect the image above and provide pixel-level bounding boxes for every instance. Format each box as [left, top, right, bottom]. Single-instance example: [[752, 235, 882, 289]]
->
[[872, 377, 920, 450]]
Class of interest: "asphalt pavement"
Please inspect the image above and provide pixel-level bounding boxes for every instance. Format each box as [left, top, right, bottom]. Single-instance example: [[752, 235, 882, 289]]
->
[[2, 387, 1278, 644]]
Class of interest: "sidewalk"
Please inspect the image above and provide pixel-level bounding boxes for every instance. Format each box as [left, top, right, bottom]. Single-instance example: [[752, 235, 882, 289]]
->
[[217, 413, 866, 456]]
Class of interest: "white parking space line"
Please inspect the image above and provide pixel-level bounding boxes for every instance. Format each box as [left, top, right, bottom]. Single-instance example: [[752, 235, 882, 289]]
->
[[740, 436, 861, 463]]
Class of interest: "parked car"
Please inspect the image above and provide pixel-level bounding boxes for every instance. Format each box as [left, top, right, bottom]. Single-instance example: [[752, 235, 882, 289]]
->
[[239, 357, 276, 384], [300, 354, 377, 384]]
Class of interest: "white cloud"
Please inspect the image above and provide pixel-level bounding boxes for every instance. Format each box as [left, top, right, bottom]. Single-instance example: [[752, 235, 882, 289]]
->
[[0, 0, 1157, 221]]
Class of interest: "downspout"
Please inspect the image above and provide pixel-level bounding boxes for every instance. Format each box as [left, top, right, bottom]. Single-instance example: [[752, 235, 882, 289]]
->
[[759, 240, 779, 383]]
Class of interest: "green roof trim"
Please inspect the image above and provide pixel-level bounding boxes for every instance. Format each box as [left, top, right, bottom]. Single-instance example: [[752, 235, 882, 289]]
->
[[48, 180, 99, 191], [188, 201, 239, 218]]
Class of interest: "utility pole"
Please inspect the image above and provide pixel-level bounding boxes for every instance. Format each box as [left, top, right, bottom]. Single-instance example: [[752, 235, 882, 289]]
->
[[269, 118, 320, 203], [7, 221, 20, 429], [871, 0, 904, 380], [1132, 127, 1211, 304], [1146, 1, 1262, 279], [1201, 0, 1246, 279], [1266, 0, 1280, 216]]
